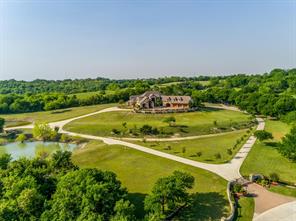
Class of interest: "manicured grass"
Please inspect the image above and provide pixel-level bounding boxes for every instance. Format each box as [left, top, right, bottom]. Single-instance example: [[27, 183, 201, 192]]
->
[[132, 130, 250, 164], [1, 103, 115, 126], [72, 141, 230, 220], [234, 197, 254, 221], [240, 120, 296, 184], [269, 185, 296, 198], [65, 109, 253, 138]]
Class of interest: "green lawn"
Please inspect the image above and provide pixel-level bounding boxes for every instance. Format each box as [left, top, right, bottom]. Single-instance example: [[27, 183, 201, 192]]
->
[[72, 141, 230, 220], [132, 130, 250, 164], [240, 120, 296, 184], [65, 109, 253, 138], [269, 185, 296, 198], [1, 103, 115, 126], [234, 197, 254, 221]]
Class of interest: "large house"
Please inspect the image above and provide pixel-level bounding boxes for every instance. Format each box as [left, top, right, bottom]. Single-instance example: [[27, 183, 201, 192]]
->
[[127, 91, 192, 112]]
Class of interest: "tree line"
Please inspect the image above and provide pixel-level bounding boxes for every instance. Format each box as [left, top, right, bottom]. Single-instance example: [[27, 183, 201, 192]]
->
[[1, 68, 296, 119]]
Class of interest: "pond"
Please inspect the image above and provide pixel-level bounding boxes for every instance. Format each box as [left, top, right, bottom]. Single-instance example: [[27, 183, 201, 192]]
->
[[0, 141, 78, 160]]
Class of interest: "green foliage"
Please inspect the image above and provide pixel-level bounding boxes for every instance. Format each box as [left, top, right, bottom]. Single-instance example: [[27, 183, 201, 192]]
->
[[269, 173, 280, 182], [227, 149, 233, 155], [0, 151, 135, 220], [144, 171, 194, 218], [279, 126, 296, 162], [1, 68, 296, 118], [215, 153, 221, 159], [281, 111, 296, 124], [0, 154, 12, 169], [232, 183, 244, 193], [41, 169, 132, 221], [60, 133, 70, 143], [254, 130, 273, 141], [0, 117, 4, 132], [51, 150, 78, 172], [33, 123, 57, 141], [16, 134, 26, 143], [163, 117, 176, 126], [139, 125, 159, 135]]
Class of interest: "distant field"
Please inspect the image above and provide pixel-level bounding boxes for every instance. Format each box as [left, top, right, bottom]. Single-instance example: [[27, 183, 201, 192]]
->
[[65, 109, 253, 138], [72, 141, 230, 220], [240, 120, 296, 184], [132, 129, 249, 164], [1, 103, 116, 126]]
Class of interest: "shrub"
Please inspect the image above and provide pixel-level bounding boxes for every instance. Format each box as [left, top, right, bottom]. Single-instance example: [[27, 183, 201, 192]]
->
[[111, 128, 121, 135], [16, 134, 26, 143], [182, 147, 186, 154], [214, 153, 221, 159], [269, 173, 280, 182], [227, 149, 232, 155], [140, 125, 159, 135], [196, 151, 202, 157], [254, 130, 273, 141], [233, 183, 243, 193]]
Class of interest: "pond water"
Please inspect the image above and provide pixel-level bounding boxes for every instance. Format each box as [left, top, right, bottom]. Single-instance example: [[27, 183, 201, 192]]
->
[[0, 141, 78, 160]]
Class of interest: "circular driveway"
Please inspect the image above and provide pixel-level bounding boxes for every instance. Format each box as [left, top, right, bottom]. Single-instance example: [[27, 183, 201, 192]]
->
[[254, 201, 296, 221]]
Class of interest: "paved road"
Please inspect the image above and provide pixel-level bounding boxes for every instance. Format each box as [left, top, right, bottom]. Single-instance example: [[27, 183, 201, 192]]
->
[[253, 201, 296, 221], [247, 183, 295, 218]]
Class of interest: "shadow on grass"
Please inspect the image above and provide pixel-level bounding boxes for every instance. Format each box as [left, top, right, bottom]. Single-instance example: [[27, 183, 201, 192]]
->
[[199, 107, 222, 112], [127, 192, 147, 219], [264, 142, 279, 148], [179, 192, 228, 220]]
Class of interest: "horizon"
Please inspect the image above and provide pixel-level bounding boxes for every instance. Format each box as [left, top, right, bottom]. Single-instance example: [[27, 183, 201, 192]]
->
[[1, 1, 295, 80], [1, 67, 292, 82]]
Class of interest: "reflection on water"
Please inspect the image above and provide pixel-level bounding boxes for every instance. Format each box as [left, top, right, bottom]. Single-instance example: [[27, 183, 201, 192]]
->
[[0, 142, 78, 160]]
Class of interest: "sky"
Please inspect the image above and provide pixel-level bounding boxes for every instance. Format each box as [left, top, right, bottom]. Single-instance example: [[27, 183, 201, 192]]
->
[[0, 0, 295, 80]]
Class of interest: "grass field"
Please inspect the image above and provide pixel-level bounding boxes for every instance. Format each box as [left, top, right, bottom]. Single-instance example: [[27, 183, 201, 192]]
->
[[240, 120, 296, 184], [132, 130, 250, 164], [72, 141, 230, 220], [234, 197, 254, 221], [65, 109, 253, 138], [269, 185, 296, 198], [1, 103, 115, 126]]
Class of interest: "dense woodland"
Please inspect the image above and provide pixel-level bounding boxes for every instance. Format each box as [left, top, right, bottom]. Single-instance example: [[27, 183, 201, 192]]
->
[[0, 151, 194, 220], [1, 68, 296, 121]]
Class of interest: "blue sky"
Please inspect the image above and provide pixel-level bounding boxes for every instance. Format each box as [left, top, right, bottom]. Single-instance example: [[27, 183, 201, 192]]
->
[[0, 0, 295, 80]]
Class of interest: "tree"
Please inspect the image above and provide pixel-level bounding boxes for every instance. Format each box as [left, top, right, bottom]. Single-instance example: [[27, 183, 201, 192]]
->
[[0, 154, 12, 169], [254, 130, 273, 141], [0, 117, 4, 132], [279, 126, 296, 162], [33, 123, 54, 141], [16, 134, 26, 143], [140, 125, 159, 135], [41, 169, 133, 221], [51, 151, 77, 172], [144, 171, 194, 218]]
